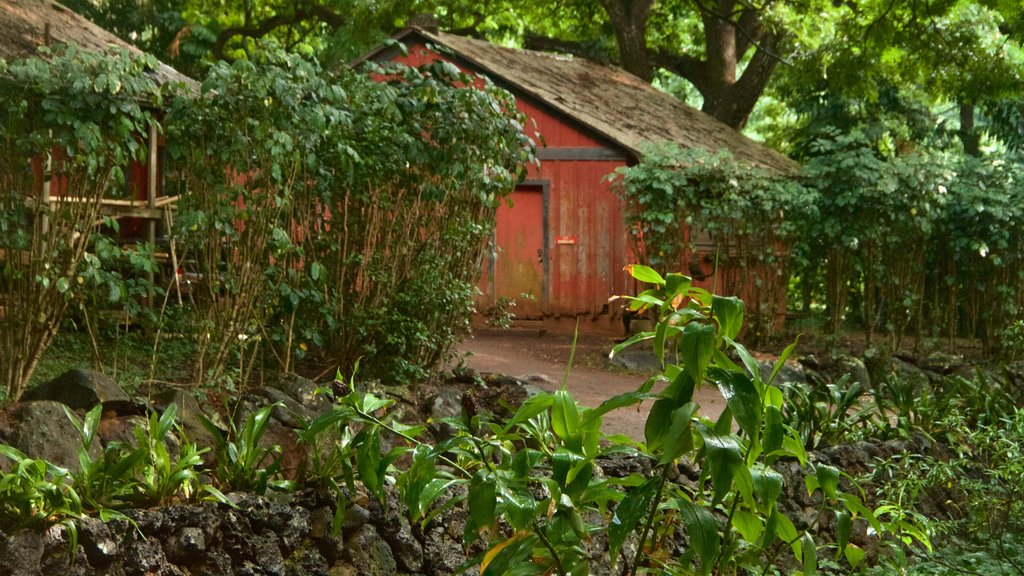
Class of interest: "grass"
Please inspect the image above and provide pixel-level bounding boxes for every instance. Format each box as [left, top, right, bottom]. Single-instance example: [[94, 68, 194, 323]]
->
[[29, 327, 197, 396]]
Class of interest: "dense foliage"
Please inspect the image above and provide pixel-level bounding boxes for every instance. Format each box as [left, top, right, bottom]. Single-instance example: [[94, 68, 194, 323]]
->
[[166, 45, 534, 385], [0, 46, 167, 401], [611, 145, 816, 342], [614, 135, 1024, 358], [2, 267, 925, 575], [0, 43, 534, 399]]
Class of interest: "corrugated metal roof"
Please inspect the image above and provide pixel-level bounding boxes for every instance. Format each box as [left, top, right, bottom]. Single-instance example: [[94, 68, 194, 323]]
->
[[372, 28, 799, 174], [0, 0, 195, 88]]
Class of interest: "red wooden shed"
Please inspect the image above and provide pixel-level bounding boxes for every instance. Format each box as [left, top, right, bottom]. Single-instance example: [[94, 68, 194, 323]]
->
[[359, 26, 798, 331]]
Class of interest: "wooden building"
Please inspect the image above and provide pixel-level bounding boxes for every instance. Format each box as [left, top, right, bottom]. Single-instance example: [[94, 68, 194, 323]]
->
[[360, 26, 798, 330]]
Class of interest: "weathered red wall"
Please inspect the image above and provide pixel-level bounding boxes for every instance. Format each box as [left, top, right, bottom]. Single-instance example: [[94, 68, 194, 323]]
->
[[391, 43, 632, 322]]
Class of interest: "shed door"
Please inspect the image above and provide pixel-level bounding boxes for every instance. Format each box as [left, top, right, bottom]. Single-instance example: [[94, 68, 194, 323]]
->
[[493, 184, 547, 317]]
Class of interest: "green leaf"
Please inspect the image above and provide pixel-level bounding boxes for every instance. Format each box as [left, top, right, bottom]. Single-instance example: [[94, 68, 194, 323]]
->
[[581, 391, 649, 428], [801, 532, 818, 575], [677, 499, 720, 576], [664, 273, 692, 300], [844, 543, 865, 569], [767, 336, 801, 386], [835, 510, 852, 557], [658, 402, 698, 464], [551, 389, 581, 448], [497, 478, 536, 530], [774, 509, 798, 543], [645, 398, 675, 452], [626, 264, 665, 285], [763, 405, 784, 455], [732, 509, 764, 543], [414, 478, 460, 522], [709, 367, 761, 438], [814, 464, 840, 500], [697, 426, 743, 505], [464, 471, 497, 545], [680, 323, 716, 383], [505, 393, 554, 430], [783, 433, 808, 466], [712, 295, 744, 339], [608, 476, 659, 567]]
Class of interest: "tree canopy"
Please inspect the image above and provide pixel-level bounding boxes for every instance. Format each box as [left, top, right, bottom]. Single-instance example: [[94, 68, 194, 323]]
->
[[55, 0, 1024, 147]]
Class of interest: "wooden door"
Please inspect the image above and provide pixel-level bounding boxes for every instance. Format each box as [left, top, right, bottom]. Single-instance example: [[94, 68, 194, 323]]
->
[[491, 184, 547, 317]]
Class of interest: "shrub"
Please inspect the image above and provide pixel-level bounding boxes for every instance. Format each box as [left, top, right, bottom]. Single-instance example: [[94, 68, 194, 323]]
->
[[0, 45, 166, 401]]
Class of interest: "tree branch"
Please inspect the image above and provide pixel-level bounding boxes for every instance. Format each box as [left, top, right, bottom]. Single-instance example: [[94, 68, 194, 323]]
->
[[522, 34, 613, 65], [651, 49, 712, 94], [213, 2, 346, 61]]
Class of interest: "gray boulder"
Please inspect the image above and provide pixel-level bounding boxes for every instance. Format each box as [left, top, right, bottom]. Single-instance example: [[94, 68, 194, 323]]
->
[[0, 400, 98, 470], [20, 368, 129, 409]]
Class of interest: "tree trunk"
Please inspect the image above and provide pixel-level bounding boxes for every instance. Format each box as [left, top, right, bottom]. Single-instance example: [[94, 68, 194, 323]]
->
[[600, 0, 655, 81], [695, 1, 781, 128], [960, 102, 981, 156]]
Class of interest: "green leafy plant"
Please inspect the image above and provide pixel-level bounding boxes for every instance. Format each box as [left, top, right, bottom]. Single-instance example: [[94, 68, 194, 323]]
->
[[0, 445, 83, 539], [63, 404, 142, 514], [388, 265, 911, 575], [0, 45, 167, 401], [201, 402, 293, 494], [612, 145, 817, 342], [132, 404, 229, 506], [779, 374, 878, 449], [64, 403, 227, 511]]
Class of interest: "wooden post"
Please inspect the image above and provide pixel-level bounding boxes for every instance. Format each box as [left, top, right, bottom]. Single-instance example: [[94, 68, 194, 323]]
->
[[146, 121, 158, 307]]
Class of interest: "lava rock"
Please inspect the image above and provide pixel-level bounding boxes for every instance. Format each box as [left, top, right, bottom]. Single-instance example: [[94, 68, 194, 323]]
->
[[20, 368, 129, 409]]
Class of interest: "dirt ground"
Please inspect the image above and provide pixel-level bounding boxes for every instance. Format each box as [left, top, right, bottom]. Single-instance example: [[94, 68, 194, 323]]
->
[[453, 328, 727, 441]]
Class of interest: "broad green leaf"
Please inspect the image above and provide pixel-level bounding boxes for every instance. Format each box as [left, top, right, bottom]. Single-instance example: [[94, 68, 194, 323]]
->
[[464, 471, 497, 545], [709, 367, 761, 437], [581, 391, 649, 428], [658, 402, 697, 464], [680, 323, 716, 382], [677, 499, 720, 576], [712, 295, 744, 339], [751, 466, 784, 508], [498, 478, 537, 530], [608, 476, 659, 567], [645, 398, 675, 451], [664, 273, 692, 300], [697, 426, 743, 505], [835, 510, 852, 557], [662, 366, 696, 405], [783, 433, 808, 466], [801, 532, 818, 576], [732, 509, 764, 543], [552, 448, 582, 485], [551, 389, 581, 449], [356, 427, 382, 497], [774, 508, 798, 543], [763, 406, 784, 455], [844, 543, 865, 569], [609, 330, 655, 359], [626, 264, 665, 285], [729, 340, 762, 384], [653, 315, 667, 366], [814, 464, 840, 500], [840, 492, 883, 534], [480, 532, 541, 576], [414, 478, 459, 522], [505, 393, 554, 430]]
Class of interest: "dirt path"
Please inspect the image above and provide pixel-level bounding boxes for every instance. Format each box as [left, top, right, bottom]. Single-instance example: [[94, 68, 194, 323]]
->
[[454, 329, 727, 441]]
